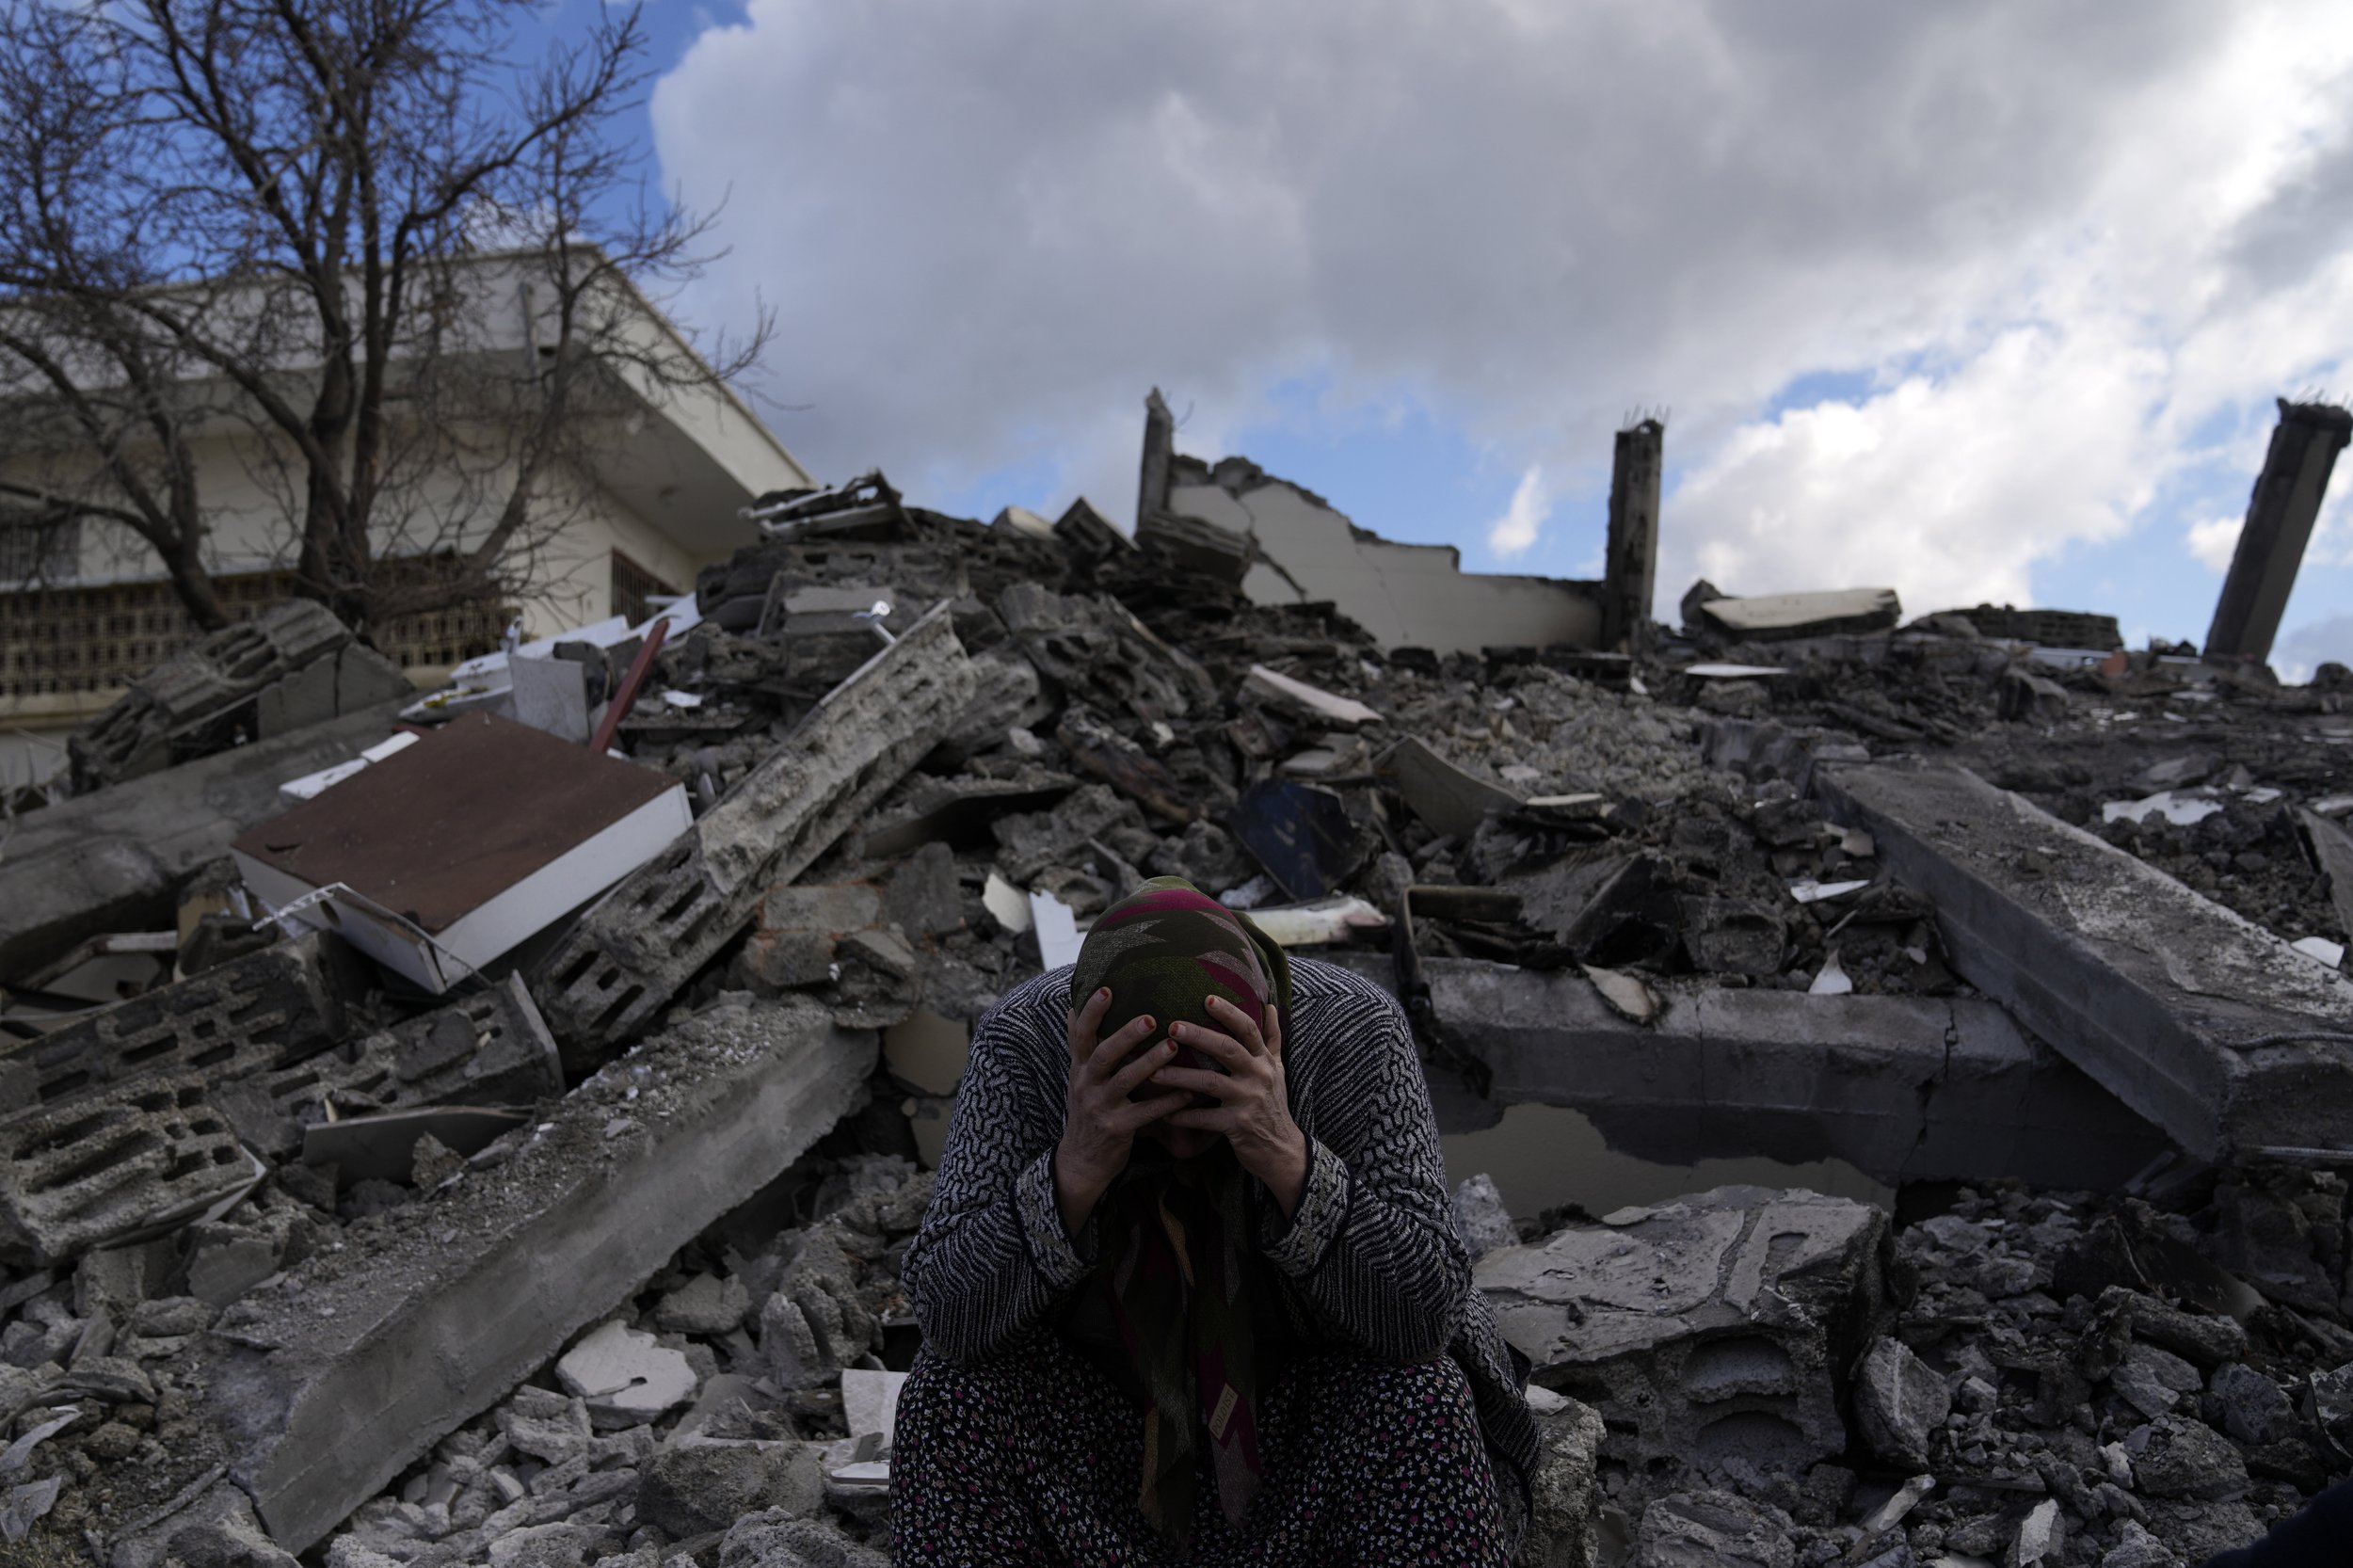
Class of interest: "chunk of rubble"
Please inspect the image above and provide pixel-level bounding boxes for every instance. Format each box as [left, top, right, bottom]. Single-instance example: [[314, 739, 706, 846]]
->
[[1475, 1185, 1886, 1477], [529, 603, 978, 1067], [98, 996, 876, 1556]]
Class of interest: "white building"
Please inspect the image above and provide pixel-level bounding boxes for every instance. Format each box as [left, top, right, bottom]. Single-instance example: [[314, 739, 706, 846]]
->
[[0, 258, 812, 783]]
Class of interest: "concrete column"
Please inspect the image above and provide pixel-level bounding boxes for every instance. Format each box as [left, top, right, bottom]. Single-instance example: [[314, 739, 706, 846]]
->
[[1602, 419, 1663, 653], [1137, 388, 1176, 530], [2203, 399, 2352, 664]]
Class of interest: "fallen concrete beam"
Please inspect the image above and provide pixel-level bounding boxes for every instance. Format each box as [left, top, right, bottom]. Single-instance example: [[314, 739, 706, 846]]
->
[[108, 997, 875, 1558], [529, 605, 977, 1066], [1817, 760, 2353, 1160], [1408, 956, 2170, 1191], [0, 698, 410, 984], [0, 937, 351, 1118]]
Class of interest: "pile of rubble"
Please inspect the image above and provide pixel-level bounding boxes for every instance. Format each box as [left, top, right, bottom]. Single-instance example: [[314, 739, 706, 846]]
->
[[0, 398, 2348, 1567]]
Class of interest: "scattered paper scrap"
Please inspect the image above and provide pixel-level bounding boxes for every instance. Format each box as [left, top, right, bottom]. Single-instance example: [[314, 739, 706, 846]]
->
[[2101, 790, 2224, 826], [2291, 936, 2345, 969], [1030, 888, 1081, 970], [1809, 950, 1854, 996], [1788, 878, 1870, 904]]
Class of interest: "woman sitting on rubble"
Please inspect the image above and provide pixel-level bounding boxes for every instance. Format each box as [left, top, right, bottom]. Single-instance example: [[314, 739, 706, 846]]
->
[[894, 876, 1539, 1566]]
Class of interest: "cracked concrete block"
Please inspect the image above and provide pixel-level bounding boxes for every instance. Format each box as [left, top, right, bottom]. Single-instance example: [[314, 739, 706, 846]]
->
[[1404, 956, 2169, 1191], [654, 1273, 751, 1337], [1476, 1185, 1885, 1478], [1817, 760, 2353, 1160], [0, 1074, 256, 1264], [1519, 1395, 1606, 1568], [0, 937, 349, 1120], [102, 997, 875, 1556], [530, 604, 976, 1068], [638, 1440, 825, 1539]]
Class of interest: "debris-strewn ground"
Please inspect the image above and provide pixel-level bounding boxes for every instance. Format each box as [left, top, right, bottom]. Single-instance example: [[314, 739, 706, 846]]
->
[[2, 478, 2349, 1566]]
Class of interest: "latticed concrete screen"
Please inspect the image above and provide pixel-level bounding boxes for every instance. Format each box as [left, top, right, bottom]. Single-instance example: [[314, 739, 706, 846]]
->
[[0, 568, 514, 697]]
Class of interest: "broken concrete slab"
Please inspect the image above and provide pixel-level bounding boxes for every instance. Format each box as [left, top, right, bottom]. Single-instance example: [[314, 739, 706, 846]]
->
[[0, 697, 411, 984], [1816, 760, 2353, 1160], [0, 937, 351, 1119], [109, 997, 875, 1556], [555, 1320, 697, 1427], [1401, 956, 2169, 1190], [1475, 1184, 1886, 1476], [218, 973, 562, 1159], [1381, 737, 1522, 840], [1242, 664, 1384, 728], [529, 605, 976, 1067], [1684, 585, 1902, 642], [68, 600, 410, 795]]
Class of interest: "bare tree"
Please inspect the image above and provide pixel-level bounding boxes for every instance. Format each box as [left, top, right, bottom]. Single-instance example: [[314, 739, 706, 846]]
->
[[0, 0, 770, 635]]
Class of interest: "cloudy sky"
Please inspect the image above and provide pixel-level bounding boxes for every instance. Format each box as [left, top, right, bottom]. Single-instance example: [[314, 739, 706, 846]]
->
[[615, 0, 2353, 671]]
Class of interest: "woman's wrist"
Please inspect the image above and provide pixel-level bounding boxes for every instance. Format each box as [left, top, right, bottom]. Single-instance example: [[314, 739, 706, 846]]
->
[[1251, 1123, 1311, 1221], [1052, 1135, 1107, 1240]]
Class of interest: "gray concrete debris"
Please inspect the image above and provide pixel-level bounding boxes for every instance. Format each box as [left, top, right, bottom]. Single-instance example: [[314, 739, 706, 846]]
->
[[1451, 1173, 1519, 1262], [529, 604, 977, 1068], [2124, 1413, 2250, 1500], [68, 600, 411, 796], [103, 996, 876, 1556], [1404, 956, 2169, 1191], [0, 698, 408, 983], [1475, 1185, 1885, 1477], [1817, 759, 2353, 1160], [1851, 1336, 1951, 1470], [0, 936, 350, 1120], [0, 1072, 258, 1264], [219, 972, 563, 1160], [2012, 1496, 2064, 1565], [639, 1440, 825, 1539], [716, 1508, 889, 1568], [1632, 1489, 1796, 1568], [1518, 1395, 1606, 1568]]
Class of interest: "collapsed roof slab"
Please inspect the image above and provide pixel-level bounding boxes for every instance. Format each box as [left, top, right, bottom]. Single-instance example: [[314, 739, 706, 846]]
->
[[1405, 956, 2169, 1192], [1816, 760, 2353, 1162], [0, 697, 411, 984], [105, 997, 874, 1560]]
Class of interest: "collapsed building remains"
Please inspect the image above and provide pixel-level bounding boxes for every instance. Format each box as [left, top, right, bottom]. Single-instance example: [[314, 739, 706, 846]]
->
[[0, 393, 2347, 1567]]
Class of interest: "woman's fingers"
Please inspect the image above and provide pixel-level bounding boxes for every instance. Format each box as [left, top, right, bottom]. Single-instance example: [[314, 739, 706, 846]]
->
[[1167, 1020, 1251, 1071], [1112, 1092, 1193, 1131], [1080, 1013, 1157, 1084], [1149, 1064, 1243, 1102], [1203, 996, 1267, 1056], [1163, 1105, 1238, 1131], [1066, 987, 1112, 1065], [1105, 1036, 1179, 1096]]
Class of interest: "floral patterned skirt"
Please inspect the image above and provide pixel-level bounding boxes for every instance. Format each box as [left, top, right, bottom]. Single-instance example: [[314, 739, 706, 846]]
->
[[890, 1334, 1508, 1566]]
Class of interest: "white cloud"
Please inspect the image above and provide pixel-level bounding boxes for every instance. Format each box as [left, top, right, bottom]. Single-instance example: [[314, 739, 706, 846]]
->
[[648, 0, 2353, 615], [2186, 515, 2244, 571], [1486, 466, 1548, 558]]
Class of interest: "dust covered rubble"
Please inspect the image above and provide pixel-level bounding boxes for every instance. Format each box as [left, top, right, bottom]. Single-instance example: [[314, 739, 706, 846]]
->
[[1, 434, 2351, 1564]]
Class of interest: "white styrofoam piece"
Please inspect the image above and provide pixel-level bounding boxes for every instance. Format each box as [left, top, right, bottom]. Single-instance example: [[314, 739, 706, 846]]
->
[[2101, 790, 2224, 826], [1031, 890, 1081, 971], [2292, 936, 2345, 969], [1787, 878, 1870, 904], [1809, 951, 1855, 996], [983, 872, 1032, 934], [841, 1368, 907, 1448]]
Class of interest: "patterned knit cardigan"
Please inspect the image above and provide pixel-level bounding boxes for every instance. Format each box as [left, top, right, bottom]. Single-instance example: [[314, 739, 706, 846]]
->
[[901, 955, 1541, 1529]]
